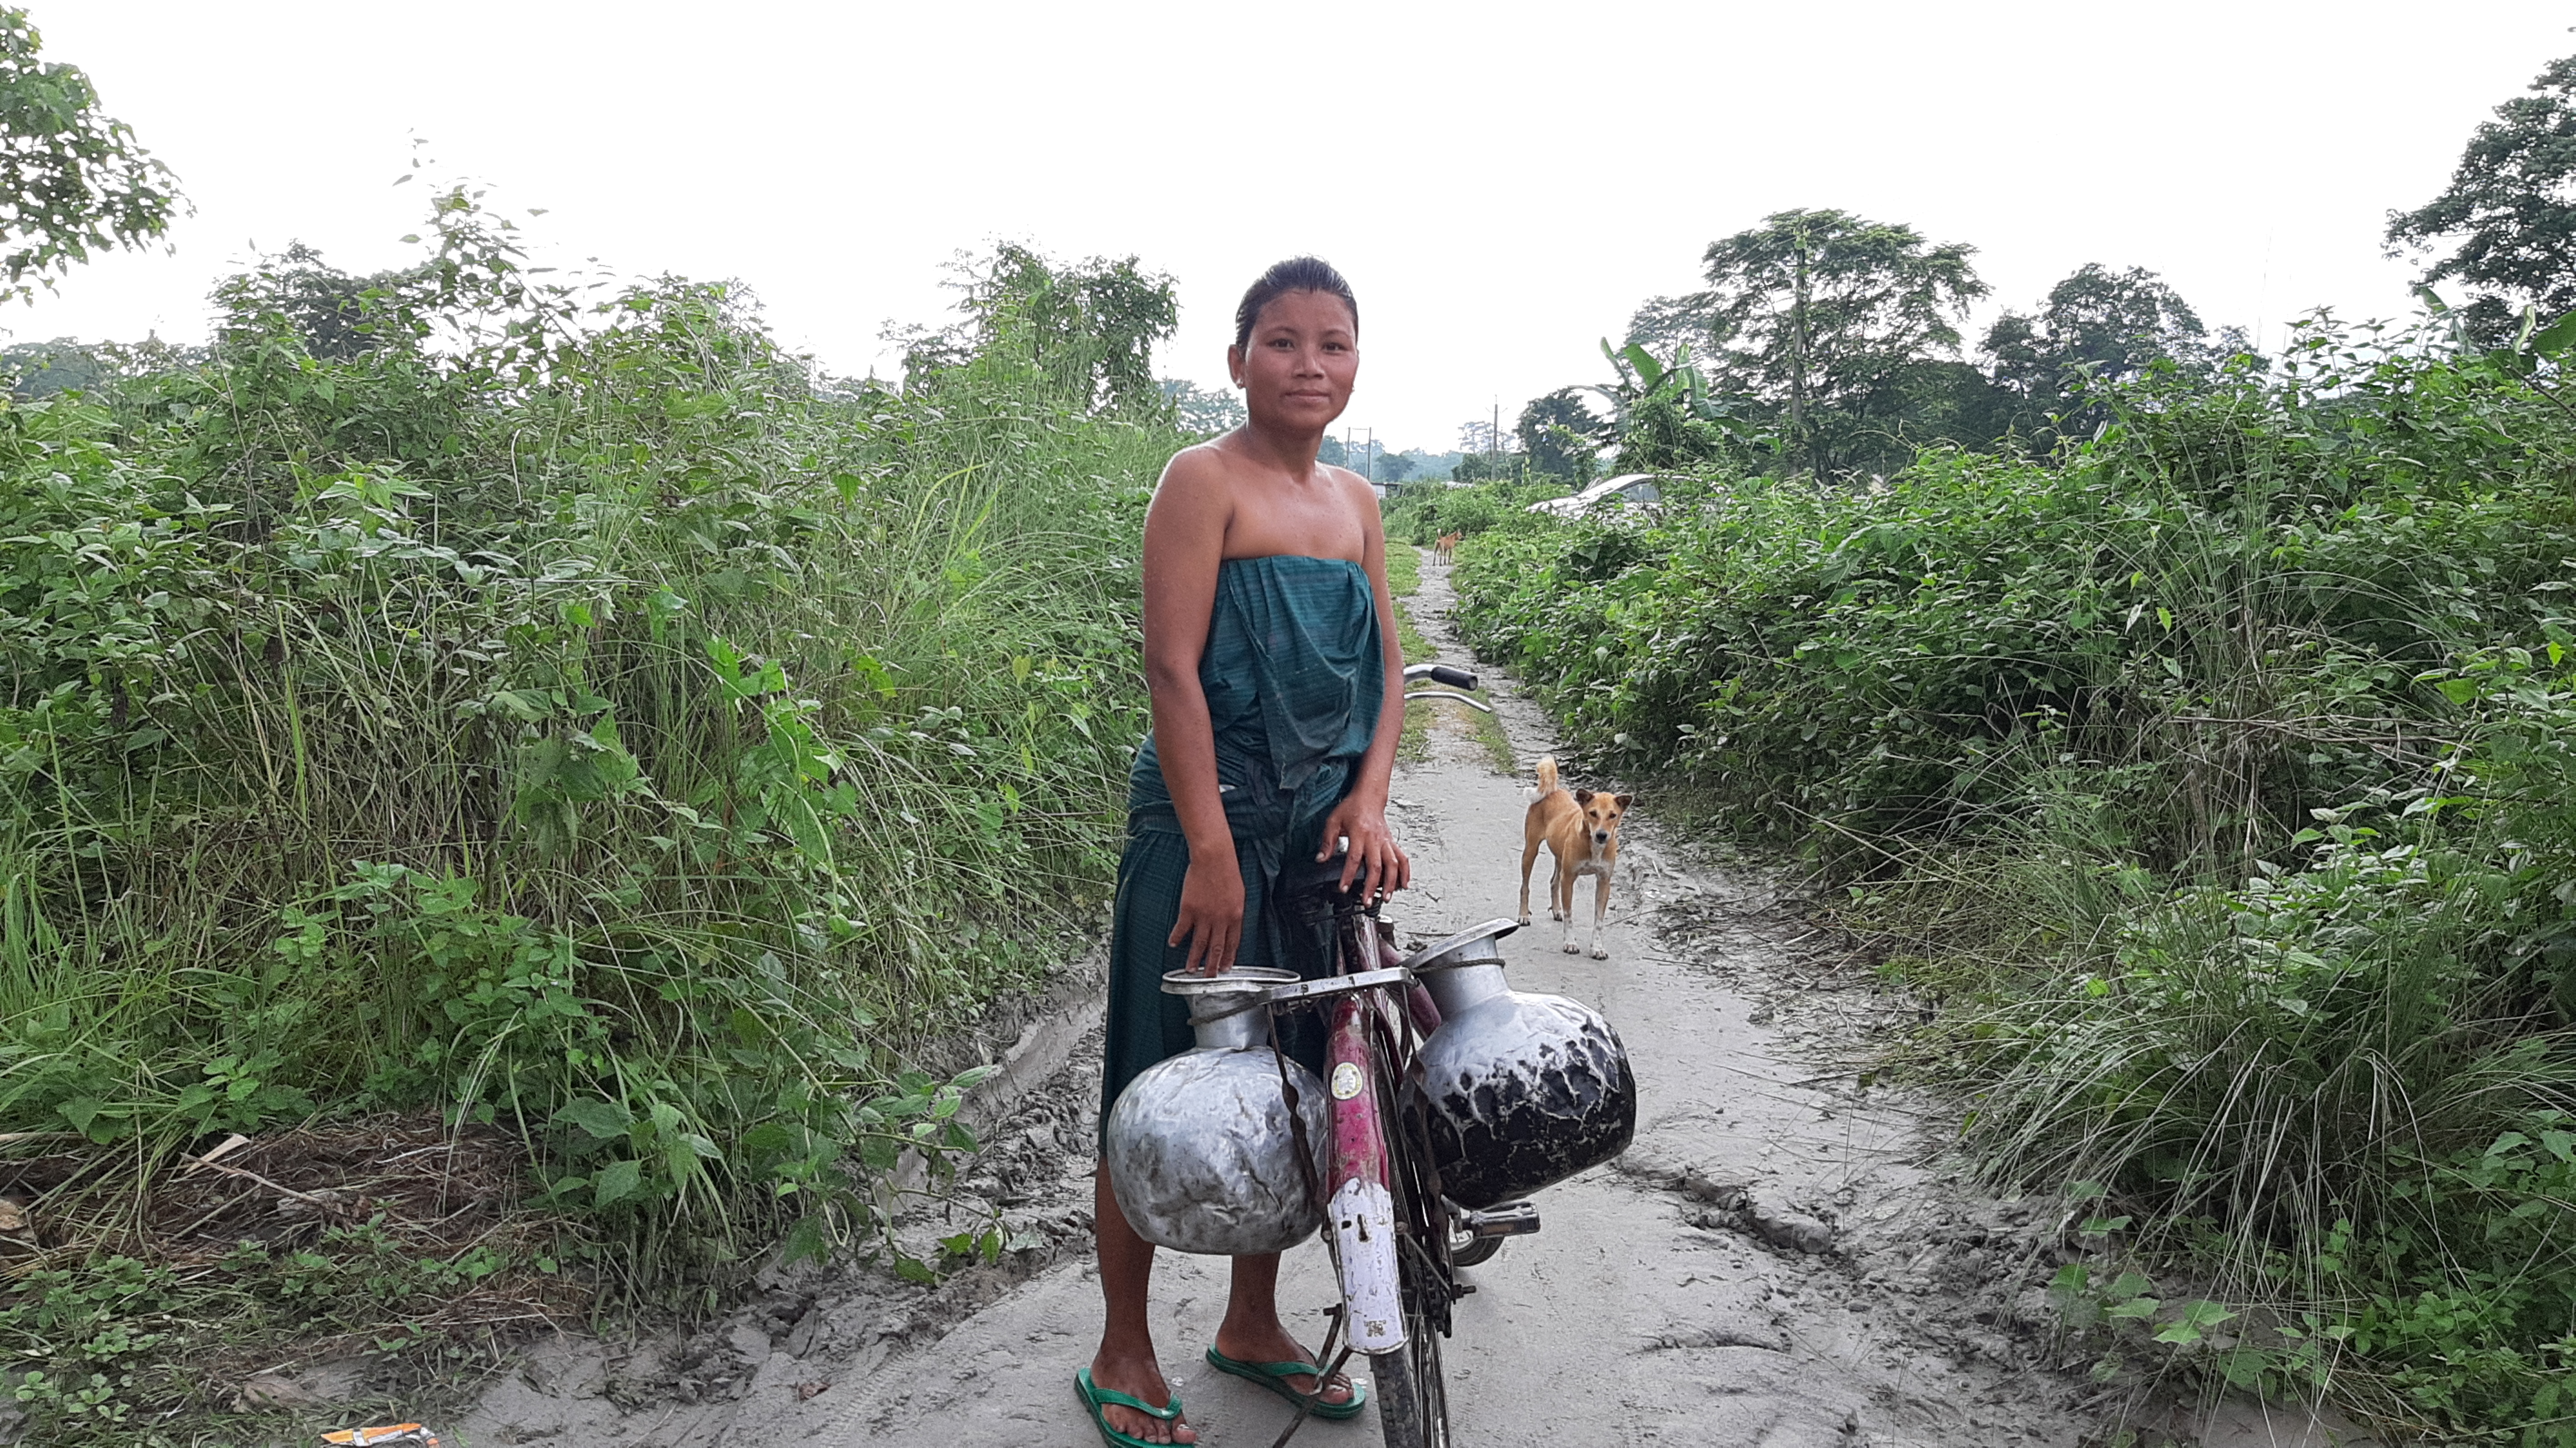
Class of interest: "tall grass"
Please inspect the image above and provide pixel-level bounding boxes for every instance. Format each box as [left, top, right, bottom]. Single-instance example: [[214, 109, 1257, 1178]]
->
[[1450, 327, 2576, 1438], [0, 196, 1172, 1300]]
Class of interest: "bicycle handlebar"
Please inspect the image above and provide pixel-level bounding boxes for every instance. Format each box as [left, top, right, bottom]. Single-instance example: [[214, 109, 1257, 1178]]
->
[[1400, 663, 1478, 690]]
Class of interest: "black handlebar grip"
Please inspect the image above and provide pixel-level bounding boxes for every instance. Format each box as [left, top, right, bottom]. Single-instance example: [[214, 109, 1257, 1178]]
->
[[1426, 664, 1479, 690]]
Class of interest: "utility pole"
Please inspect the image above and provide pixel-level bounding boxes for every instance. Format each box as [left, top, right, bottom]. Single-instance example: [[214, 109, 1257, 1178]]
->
[[1788, 221, 1812, 478]]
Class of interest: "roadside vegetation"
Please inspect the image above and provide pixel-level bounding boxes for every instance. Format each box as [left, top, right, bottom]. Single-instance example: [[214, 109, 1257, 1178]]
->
[[1382, 476, 1567, 551], [1453, 317, 2576, 1436], [0, 173, 1182, 1438], [1436, 55, 2576, 1440]]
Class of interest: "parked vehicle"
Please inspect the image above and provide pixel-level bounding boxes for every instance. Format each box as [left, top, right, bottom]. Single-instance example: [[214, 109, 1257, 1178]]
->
[[1525, 473, 1663, 518]]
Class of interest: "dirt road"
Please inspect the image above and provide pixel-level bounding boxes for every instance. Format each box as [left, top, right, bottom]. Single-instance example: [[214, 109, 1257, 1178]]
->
[[455, 559, 2342, 1448]]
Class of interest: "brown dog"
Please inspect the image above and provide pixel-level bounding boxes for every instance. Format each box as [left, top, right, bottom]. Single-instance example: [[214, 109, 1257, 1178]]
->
[[1517, 756, 1631, 958], [1433, 530, 1463, 564]]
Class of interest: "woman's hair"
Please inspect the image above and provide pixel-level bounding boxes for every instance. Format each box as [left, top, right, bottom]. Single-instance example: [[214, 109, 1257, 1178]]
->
[[1232, 257, 1358, 352]]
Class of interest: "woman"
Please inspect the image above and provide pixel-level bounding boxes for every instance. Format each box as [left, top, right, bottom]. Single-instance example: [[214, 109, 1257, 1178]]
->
[[1077, 257, 1412, 1447]]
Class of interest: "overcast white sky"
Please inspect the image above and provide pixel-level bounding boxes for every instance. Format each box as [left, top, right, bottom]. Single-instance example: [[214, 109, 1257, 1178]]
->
[[20, 1, 2575, 450]]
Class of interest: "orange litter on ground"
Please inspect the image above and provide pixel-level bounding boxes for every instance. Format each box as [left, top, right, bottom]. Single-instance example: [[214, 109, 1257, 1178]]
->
[[321, 1426, 443, 1447]]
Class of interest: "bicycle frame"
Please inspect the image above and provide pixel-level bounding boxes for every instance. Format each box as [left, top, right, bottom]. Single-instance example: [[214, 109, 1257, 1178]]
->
[[1252, 659, 1490, 1444], [1324, 981, 1408, 1352]]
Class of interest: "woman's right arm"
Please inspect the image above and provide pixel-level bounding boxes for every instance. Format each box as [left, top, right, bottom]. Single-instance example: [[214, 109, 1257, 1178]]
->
[[1139, 452, 1242, 975]]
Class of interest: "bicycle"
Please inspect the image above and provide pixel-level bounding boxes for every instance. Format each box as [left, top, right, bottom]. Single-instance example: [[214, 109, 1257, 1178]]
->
[[1107, 663, 1611, 1447], [1243, 661, 1545, 1448]]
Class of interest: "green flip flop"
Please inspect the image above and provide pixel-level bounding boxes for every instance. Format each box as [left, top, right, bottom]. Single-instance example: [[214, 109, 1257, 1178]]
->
[[1204, 1346, 1368, 1421], [1075, 1368, 1187, 1448]]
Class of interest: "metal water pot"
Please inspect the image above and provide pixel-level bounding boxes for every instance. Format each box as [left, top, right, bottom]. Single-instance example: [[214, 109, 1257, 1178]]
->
[[1103, 968, 1328, 1256], [1404, 921, 1637, 1209]]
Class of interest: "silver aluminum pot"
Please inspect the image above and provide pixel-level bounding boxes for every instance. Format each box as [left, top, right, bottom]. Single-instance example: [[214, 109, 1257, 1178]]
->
[[1405, 921, 1637, 1209], [1104, 968, 1328, 1256]]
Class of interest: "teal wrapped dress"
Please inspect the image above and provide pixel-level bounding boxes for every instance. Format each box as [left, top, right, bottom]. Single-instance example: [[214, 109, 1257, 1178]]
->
[[1100, 555, 1385, 1137]]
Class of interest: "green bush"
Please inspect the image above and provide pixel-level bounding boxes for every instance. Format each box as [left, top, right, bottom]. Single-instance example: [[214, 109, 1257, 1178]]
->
[[1451, 330, 2576, 1438], [1383, 476, 1569, 547], [0, 196, 1168, 1295]]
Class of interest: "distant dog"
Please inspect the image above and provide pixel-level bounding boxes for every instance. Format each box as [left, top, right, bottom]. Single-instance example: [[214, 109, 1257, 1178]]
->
[[1433, 531, 1463, 564], [1518, 756, 1632, 959]]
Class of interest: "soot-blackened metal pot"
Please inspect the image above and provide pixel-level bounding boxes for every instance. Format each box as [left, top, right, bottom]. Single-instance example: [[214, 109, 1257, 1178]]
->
[[1103, 968, 1328, 1256], [1404, 920, 1636, 1209]]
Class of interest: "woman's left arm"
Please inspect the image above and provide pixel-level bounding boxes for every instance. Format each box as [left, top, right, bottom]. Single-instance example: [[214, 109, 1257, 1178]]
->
[[1319, 483, 1414, 901]]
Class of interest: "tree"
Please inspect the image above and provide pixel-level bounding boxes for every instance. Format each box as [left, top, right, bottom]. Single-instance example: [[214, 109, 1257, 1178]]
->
[[897, 243, 1178, 413], [0, 9, 180, 302], [1515, 388, 1601, 480], [1982, 264, 2209, 441], [1159, 377, 1245, 435], [1, 335, 101, 394], [212, 243, 421, 361], [2388, 54, 2576, 343], [1376, 451, 1415, 483], [1633, 208, 1986, 477]]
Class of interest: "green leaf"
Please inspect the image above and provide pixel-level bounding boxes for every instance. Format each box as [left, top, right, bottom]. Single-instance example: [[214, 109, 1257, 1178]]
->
[[593, 1158, 643, 1209], [2530, 308, 2576, 357], [56, 1096, 105, 1136], [2215, 1347, 2268, 1388], [2153, 1300, 2235, 1344], [554, 1097, 631, 1140], [780, 1214, 833, 1266], [893, 1255, 938, 1284]]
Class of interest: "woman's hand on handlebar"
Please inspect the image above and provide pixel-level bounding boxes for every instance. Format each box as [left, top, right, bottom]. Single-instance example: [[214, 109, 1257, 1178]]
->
[[1171, 849, 1246, 975], [1319, 796, 1411, 904]]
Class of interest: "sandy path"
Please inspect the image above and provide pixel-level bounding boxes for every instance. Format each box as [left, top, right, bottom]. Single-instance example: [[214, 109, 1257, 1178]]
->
[[453, 557, 2350, 1448]]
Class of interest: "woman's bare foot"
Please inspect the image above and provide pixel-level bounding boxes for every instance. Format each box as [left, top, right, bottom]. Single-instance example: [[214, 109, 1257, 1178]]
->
[[1087, 1347, 1196, 1445], [1212, 1319, 1358, 1410]]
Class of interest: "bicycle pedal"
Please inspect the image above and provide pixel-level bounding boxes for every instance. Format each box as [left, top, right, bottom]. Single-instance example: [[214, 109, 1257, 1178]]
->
[[1457, 1199, 1541, 1239]]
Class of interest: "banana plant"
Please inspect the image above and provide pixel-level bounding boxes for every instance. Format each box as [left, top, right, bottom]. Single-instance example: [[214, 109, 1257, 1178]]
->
[[1585, 339, 1757, 469]]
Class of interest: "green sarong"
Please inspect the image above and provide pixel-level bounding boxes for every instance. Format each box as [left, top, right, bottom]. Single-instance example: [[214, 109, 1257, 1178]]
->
[[1100, 555, 1385, 1141]]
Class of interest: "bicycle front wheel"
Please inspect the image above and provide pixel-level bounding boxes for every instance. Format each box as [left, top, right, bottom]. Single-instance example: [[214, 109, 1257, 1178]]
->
[[1371, 1049, 1452, 1446], [1369, 1337, 1433, 1448], [1368, 1307, 1449, 1448]]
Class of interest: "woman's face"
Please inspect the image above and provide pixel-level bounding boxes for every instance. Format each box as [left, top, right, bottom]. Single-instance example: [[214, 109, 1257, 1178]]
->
[[1228, 289, 1358, 434]]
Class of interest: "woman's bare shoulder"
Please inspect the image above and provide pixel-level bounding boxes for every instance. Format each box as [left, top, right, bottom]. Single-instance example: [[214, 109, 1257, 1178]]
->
[[1326, 464, 1384, 520], [1155, 442, 1238, 497]]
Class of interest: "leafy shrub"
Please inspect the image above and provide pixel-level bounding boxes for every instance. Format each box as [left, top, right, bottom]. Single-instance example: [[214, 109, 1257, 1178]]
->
[[0, 195, 1169, 1293], [1450, 325, 2576, 1436], [1383, 476, 1569, 547]]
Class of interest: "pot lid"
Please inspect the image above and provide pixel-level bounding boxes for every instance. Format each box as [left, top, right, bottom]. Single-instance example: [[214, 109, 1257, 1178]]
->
[[1159, 966, 1298, 997], [1397, 918, 1520, 975]]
